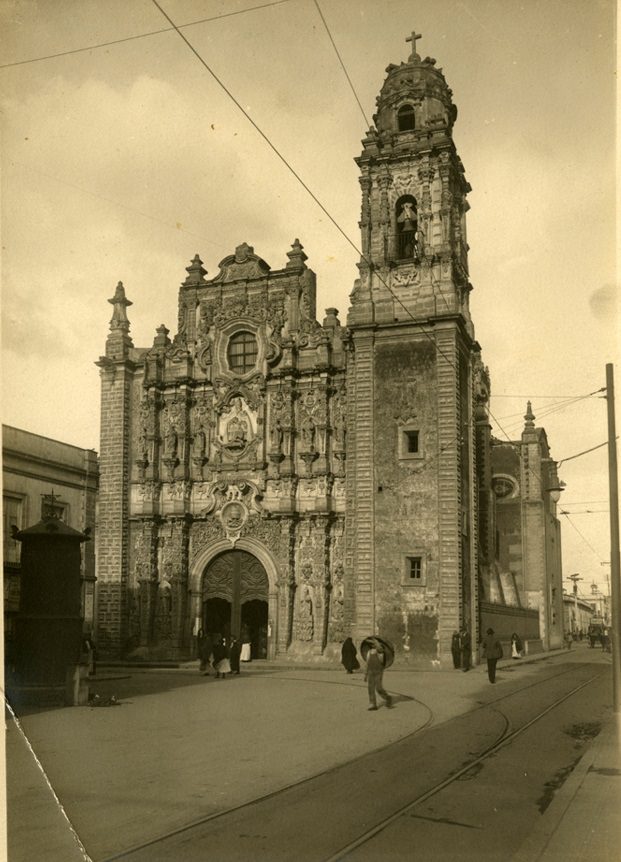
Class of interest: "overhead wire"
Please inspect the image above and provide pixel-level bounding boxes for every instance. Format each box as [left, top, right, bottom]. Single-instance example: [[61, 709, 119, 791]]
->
[[0, 1, 293, 69], [11, 0, 604, 497], [148, 0, 462, 374], [559, 510, 607, 562], [310, 2, 607, 487]]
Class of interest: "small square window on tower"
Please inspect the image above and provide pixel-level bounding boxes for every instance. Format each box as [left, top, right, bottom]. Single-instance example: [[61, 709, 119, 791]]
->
[[399, 426, 423, 460], [403, 554, 426, 586]]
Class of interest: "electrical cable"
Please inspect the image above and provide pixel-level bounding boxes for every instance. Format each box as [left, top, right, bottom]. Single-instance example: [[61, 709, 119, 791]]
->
[[0, 1, 293, 69]]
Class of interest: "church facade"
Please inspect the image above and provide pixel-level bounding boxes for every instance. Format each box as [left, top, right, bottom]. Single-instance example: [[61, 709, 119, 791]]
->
[[95, 35, 561, 663]]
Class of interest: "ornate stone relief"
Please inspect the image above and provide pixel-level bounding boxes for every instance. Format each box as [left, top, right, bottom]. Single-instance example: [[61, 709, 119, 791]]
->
[[391, 265, 420, 287], [198, 480, 263, 546]]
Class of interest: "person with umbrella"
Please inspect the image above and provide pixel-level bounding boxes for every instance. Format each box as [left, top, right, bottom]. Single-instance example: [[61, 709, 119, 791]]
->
[[361, 636, 393, 711]]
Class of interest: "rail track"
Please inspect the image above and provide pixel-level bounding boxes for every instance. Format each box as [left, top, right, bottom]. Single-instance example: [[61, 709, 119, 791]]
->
[[101, 660, 605, 862]]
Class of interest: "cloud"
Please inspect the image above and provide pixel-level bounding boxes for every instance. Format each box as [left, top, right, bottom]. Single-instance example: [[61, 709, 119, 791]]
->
[[589, 284, 617, 320]]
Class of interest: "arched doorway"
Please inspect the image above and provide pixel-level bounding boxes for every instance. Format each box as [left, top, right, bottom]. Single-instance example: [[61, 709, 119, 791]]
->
[[202, 550, 269, 659]]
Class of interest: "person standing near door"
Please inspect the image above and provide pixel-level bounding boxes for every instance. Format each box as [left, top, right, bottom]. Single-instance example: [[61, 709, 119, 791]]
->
[[240, 624, 252, 663], [480, 627, 504, 683], [229, 636, 241, 675], [213, 637, 231, 679]]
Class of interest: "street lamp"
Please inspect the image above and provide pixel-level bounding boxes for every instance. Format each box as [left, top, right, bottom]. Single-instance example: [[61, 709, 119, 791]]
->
[[546, 481, 566, 503]]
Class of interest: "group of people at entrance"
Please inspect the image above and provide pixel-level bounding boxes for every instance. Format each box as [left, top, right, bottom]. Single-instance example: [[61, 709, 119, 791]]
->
[[197, 628, 252, 679]]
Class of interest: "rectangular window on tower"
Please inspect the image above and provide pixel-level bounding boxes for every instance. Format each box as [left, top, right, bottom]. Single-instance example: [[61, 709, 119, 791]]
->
[[403, 554, 426, 586], [399, 427, 423, 460]]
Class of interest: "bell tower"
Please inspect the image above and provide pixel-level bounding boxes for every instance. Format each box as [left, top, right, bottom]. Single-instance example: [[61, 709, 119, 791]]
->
[[350, 30, 473, 329], [345, 32, 480, 662]]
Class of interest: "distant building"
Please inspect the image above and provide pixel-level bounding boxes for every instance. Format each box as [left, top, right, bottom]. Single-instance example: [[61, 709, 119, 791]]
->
[[2, 426, 99, 646], [562, 592, 595, 636], [95, 33, 564, 664], [489, 407, 565, 649]]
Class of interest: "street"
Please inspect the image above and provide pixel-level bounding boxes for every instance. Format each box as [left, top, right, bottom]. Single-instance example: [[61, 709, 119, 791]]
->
[[7, 643, 616, 861]]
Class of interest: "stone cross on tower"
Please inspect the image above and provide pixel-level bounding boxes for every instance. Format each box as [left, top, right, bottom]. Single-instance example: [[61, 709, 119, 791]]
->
[[406, 30, 422, 60]]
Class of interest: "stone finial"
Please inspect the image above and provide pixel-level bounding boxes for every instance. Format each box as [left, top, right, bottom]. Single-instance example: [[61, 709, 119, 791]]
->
[[183, 254, 207, 286], [108, 281, 132, 333], [322, 308, 340, 328], [286, 238, 308, 271], [153, 324, 171, 349], [524, 401, 535, 428]]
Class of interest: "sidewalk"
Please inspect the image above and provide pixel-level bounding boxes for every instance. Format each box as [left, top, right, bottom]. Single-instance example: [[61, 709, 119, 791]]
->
[[512, 708, 621, 862], [6, 645, 617, 861]]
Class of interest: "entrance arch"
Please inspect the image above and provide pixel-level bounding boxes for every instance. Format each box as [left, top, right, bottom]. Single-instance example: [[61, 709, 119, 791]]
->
[[202, 549, 269, 659], [189, 538, 280, 660]]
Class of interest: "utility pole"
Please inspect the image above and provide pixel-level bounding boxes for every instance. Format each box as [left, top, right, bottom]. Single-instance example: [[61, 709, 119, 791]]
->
[[605, 364, 621, 713]]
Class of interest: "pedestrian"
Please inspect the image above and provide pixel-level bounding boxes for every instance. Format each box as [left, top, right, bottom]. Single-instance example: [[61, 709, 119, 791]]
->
[[341, 637, 360, 674], [460, 627, 471, 672], [240, 624, 252, 663], [363, 642, 393, 711], [480, 627, 503, 683], [213, 636, 231, 679], [511, 632, 523, 659], [197, 629, 213, 676], [229, 636, 241, 674], [451, 631, 461, 669], [602, 628, 611, 653]]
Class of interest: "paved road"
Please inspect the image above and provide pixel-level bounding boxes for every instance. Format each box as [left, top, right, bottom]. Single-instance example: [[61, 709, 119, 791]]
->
[[6, 644, 613, 861], [109, 660, 610, 861]]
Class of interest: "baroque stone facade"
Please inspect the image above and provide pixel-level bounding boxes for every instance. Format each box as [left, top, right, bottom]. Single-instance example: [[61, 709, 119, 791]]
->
[[95, 34, 562, 663]]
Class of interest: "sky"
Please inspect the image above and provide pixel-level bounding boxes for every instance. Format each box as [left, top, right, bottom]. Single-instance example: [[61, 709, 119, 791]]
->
[[1, 0, 617, 598]]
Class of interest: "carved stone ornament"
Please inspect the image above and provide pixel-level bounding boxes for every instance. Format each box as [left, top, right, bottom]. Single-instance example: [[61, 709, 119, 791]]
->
[[214, 394, 257, 460], [391, 264, 420, 287], [210, 243, 271, 285], [218, 500, 248, 545], [392, 379, 417, 423]]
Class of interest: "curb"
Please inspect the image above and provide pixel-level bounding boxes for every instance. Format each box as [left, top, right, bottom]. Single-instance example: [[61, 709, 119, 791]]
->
[[510, 715, 617, 861]]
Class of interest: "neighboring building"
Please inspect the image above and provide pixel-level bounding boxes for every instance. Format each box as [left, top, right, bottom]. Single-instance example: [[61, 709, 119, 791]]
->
[[562, 592, 595, 636], [489, 405, 565, 649], [2, 426, 99, 644], [95, 33, 563, 663], [588, 582, 611, 624]]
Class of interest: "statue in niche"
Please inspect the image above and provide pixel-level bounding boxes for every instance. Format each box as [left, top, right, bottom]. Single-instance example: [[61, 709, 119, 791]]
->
[[155, 576, 173, 640], [398, 201, 417, 230], [193, 427, 207, 458], [297, 584, 314, 642], [300, 414, 315, 451], [332, 410, 346, 450], [223, 397, 251, 450], [397, 200, 418, 259], [165, 427, 178, 458], [270, 418, 284, 453]]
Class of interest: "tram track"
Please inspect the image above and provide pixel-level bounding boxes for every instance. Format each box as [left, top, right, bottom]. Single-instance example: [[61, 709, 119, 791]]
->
[[323, 669, 603, 862], [100, 662, 604, 862]]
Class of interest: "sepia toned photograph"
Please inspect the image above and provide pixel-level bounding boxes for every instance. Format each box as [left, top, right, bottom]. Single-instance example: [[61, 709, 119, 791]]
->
[[1, 1, 618, 860]]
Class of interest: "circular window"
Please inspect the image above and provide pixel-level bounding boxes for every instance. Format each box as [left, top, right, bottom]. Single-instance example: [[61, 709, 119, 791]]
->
[[492, 477, 515, 499], [227, 331, 257, 374]]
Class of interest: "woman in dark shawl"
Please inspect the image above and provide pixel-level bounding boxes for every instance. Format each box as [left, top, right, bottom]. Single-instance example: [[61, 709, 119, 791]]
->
[[341, 637, 360, 674]]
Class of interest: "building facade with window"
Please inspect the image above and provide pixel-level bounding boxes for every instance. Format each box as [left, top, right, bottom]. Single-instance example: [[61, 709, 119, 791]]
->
[[95, 35, 562, 663], [2, 426, 99, 645]]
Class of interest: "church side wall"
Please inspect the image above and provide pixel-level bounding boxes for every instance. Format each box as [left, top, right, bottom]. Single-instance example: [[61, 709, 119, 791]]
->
[[373, 335, 439, 658]]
